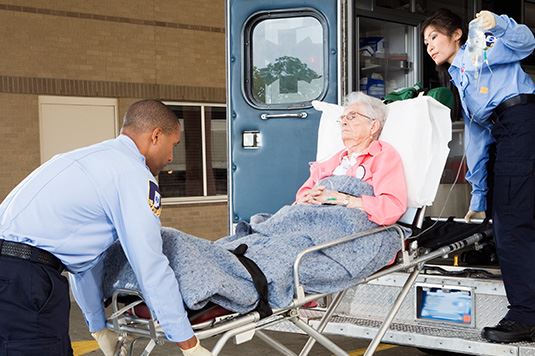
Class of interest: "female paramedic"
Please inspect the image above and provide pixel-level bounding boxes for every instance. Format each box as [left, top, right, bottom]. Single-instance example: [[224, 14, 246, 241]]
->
[[422, 9, 535, 343]]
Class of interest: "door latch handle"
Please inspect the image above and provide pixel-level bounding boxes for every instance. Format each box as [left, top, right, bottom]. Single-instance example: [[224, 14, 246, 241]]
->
[[260, 112, 308, 120]]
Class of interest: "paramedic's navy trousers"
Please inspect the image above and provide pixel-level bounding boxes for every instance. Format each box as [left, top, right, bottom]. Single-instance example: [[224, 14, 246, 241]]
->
[[492, 102, 535, 326], [0, 255, 73, 355]]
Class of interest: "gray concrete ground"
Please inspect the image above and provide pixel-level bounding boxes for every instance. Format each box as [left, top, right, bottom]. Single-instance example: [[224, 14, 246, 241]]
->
[[69, 301, 431, 356]]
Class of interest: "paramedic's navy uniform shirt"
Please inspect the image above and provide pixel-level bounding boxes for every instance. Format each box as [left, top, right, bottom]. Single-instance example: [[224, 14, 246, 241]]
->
[[0, 134, 194, 342], [448, 14, 535, 211]]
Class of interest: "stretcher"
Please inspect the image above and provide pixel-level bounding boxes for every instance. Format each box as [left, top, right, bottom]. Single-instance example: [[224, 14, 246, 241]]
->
[[105, 96, 491, 355]]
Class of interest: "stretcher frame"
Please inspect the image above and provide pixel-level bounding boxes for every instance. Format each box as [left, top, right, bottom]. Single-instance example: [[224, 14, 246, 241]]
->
[[106, 209, 491, 356]]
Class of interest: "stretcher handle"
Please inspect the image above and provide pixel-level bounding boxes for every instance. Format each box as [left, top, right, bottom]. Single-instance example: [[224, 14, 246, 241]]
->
[[109, 299, 144, 320]]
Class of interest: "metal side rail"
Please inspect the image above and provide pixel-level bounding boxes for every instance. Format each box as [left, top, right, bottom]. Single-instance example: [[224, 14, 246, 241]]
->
[[106, 289, 329, 355], [294, 227, 491, 356]]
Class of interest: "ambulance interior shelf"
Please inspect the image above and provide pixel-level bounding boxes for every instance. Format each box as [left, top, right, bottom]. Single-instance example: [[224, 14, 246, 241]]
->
[[360, 54, 411, 72]]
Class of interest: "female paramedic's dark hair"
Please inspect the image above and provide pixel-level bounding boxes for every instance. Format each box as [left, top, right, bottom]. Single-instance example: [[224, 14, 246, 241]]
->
[[421, 8, 467, 120]]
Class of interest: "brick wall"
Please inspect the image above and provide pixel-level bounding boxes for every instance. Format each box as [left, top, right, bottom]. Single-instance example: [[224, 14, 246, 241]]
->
[[160, 203, 229, 241], [0, 93, 40, 199], [0, 1, 226, 100], [0, 1, 228, 238]]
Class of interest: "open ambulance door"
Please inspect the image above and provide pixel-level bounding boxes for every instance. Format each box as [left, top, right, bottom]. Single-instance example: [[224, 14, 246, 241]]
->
[[226, 0, 341, 229]]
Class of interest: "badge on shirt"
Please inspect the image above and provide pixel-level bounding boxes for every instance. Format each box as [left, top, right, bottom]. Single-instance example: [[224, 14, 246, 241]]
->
[[148, 180, 162, 217], [484, 32, 496, 48], [355, 165, 366, 180]]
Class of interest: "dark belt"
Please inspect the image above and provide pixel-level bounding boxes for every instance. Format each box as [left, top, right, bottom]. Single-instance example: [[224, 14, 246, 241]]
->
[[0, 239, 65, 272], [492, 94, 535, 123], [230, 244, 272, 318]]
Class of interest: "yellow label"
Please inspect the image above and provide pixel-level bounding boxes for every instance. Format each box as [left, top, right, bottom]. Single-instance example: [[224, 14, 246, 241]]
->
[[480, 86, 489, 94]]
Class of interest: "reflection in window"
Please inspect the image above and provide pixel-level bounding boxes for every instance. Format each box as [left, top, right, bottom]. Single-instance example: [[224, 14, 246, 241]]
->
[[251, 16, 324, 105], [205, 106, 227, 196], [158, 105, 227, 199]]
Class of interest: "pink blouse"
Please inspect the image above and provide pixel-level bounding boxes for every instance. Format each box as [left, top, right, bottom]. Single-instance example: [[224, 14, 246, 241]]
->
[[295, 140, 407, 225]]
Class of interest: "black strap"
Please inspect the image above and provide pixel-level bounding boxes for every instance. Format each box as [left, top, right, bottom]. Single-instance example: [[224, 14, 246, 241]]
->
[[230, 244, 272, 318]]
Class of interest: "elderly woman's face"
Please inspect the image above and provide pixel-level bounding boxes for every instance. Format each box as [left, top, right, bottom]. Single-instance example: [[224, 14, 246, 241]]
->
[[340, 104, 376, 148]]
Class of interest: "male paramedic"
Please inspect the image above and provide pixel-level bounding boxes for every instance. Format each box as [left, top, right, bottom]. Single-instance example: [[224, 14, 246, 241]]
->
[[0, 100, 211, 355]]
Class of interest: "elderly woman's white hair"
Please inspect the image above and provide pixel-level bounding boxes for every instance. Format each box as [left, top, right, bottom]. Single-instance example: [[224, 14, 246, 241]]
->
[[343, 92, 388, 131]]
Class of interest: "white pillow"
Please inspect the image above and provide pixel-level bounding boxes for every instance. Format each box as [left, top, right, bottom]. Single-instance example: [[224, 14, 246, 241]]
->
[[313, 97, 452, 208], [312, 100, 344, 162]]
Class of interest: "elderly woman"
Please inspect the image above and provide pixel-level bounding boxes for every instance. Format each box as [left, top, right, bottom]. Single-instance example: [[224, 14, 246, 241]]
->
[[295, 92, 407, 225]]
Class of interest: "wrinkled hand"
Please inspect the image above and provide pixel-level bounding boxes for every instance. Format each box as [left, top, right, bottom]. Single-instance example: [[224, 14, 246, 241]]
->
[[296, 186, 325, 205], [476, 10, 496, 30], [464, 210, 486, 222], [310, 189, 343, 205], [91, 329, 119, 356], [181, 339, 212, 356]]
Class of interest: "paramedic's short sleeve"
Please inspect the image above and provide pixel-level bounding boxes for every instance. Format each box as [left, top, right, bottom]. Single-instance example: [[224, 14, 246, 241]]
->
[[103, 169, 194, 342]]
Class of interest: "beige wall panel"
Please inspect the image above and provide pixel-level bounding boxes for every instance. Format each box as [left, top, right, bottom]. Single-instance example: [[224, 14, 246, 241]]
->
[[39, 96, 118, 163], [155, 28, 225, 87], [0, 93, 40, 200], [5, 1, 224, 27], [160, 203, 228, 240]]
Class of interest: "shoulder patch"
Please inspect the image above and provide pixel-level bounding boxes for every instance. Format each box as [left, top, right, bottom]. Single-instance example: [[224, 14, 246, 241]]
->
[[484, 32, 496, 48], [148, 180, 162, 217]]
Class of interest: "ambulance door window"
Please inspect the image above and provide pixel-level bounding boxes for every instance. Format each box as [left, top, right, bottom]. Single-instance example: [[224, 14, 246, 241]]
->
[[246, 13, 326, 107]]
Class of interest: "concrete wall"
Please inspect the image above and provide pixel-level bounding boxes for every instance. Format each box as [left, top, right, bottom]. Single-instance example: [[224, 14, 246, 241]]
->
[[0, 1, 228, 239]]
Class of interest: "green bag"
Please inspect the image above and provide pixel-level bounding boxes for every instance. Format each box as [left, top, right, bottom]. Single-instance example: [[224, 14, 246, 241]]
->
[[383, 82, 423, 103], [384, 82, 454, 111], [426, 87, 455, 110]]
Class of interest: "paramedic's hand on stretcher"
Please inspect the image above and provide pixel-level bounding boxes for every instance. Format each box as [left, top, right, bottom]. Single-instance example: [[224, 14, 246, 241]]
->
[[91, 328, 127, 356], [464, 210, 486, 222], [476, 10, 496, 30], [179, 336, 212, 356]]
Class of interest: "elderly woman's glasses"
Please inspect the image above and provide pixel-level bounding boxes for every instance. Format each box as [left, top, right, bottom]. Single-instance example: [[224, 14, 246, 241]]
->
[[339, 111, 374, 122]]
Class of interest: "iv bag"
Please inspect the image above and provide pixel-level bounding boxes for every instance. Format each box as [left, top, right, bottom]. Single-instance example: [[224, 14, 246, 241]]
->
[[467, 18, 486, 71]]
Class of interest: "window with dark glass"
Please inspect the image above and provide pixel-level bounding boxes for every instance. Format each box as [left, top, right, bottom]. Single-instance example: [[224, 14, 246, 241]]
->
[[414, 0, 471, 18], [205, 106, 227, 196], [248, 14, 326, 106], [375, 0, 411, 11], [158, 104, 227, 199]]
